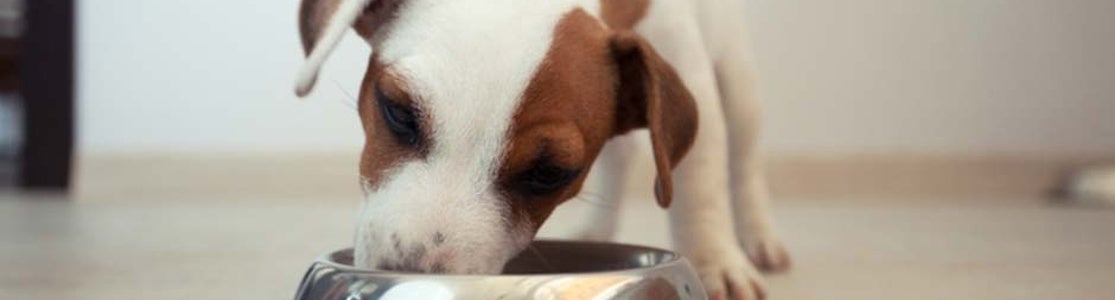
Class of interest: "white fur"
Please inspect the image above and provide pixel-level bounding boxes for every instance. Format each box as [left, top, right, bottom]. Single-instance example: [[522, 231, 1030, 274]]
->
[[572, 1, 787, 299], [639, 2, 768, 298], [298, 0, 786, 297], [353, 0, 595, 274]]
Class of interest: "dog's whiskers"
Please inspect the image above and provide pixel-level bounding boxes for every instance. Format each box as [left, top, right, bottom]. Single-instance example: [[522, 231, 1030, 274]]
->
[[332, 80, 359, 111]]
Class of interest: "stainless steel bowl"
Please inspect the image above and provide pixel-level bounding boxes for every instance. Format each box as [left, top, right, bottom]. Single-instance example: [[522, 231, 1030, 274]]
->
[[294, 240, 706, 300]]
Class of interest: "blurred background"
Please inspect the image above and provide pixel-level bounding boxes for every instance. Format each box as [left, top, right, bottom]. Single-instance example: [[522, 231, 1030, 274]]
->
[[74, 0, 1115, 198], [2, 0, 1114, 299]]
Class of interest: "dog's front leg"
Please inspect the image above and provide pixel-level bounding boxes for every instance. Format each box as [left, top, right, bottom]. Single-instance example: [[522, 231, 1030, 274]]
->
[[669, 99, 766, 300], [715, 40, 792, 272], [655, 36, 767, 300]]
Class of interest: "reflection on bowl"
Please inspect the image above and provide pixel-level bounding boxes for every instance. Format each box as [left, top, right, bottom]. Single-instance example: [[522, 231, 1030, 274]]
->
[[294, 240, 706, 300]]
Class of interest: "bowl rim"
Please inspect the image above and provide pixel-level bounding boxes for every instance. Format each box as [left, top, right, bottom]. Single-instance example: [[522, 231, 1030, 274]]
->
[[312, 239, 687, 278]]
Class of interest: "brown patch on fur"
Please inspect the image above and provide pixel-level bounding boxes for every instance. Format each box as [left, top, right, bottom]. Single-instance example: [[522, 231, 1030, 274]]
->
[[357, 56, 427, 190], [354, 0, 406, 43], [610, 31, 699, 208], [500, 9, 619, 229], [600, 0, 649, 30], [299, 0, 405, 55], [500, 8, 698, 229], [298, 0, 341, 54]]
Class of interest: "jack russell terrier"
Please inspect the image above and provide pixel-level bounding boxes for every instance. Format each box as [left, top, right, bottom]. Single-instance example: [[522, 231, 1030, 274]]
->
[[295, 0, 789, 299]]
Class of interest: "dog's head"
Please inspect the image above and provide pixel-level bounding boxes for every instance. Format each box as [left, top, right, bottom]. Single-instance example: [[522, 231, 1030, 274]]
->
[[296, 0, 696, 274]]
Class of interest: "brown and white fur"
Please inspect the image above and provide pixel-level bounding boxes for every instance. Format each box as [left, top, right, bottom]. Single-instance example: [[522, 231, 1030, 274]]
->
[[295, 0, 789, 299]]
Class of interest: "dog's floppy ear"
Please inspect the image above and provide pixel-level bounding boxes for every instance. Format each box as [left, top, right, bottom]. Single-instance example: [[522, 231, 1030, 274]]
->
[[296, 0, 402, 97], [609, 31, 699, 208]]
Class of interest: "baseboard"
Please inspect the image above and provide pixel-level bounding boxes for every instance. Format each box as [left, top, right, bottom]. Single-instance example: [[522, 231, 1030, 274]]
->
[[74, 154, 1115, 202], [764, 155, 1113, 200], [74, 154, 362, 202]]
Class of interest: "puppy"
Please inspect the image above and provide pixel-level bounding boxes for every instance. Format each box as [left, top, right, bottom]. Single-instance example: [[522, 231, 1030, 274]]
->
[[295, 0, 789, 299]]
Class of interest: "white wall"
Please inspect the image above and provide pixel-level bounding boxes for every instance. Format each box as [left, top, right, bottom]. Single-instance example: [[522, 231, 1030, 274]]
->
[[78, 0, 367, 155], [78, 0, 1115, 156], [748, 0, 1115, 156]]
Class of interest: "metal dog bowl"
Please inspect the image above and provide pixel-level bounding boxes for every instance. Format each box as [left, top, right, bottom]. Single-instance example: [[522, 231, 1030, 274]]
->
[[294, 240, 706, 300]]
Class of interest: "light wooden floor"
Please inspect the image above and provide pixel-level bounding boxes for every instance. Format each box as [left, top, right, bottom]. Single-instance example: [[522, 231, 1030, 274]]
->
[[2, 192, 1113, 300], [3, 155, 1114, 299]]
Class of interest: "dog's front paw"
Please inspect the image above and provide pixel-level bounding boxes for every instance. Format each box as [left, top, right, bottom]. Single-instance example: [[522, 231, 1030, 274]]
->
[[687, 245, 767, 300], [740, 234, 791, 272]]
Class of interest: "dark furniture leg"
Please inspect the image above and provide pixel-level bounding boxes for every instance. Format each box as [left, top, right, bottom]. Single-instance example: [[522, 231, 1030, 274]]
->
[[19, 0, 74, 190]]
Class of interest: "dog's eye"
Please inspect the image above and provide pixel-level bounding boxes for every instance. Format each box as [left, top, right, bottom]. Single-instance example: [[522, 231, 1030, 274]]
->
[[516, 163, 580, 196], [376, 85, 421, 146]]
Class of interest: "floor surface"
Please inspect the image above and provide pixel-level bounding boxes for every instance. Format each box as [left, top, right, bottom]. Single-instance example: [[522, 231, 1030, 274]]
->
[[1, 193, 1113, 299]]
